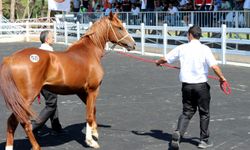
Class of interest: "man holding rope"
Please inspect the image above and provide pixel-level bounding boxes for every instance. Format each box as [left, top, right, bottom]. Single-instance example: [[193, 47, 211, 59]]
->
[[156, 25, 227, 149]]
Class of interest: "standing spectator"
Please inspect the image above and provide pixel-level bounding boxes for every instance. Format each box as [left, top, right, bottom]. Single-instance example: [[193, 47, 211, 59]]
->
[[140, 0, 147, 11], [73, 0, 81, 12], [244, 0, 250, 27], [156, 25, 227, 150]]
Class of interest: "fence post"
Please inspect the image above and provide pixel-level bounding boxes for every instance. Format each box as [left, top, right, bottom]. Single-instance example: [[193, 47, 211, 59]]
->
[[221, 24, 227, 64], [53, 21, 57, 43], [64, 21, 68, 45], [77, 21, 80, 40], [141, 23, 145, 55], [163, 24, 168, 58], [25, 21, 30, 42]]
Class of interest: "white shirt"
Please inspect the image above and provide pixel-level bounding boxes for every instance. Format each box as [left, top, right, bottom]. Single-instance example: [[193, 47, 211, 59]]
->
[[168, 6, 179, 15], [131, 7, 140, 15], [166, 40, 217, 83], [141, 0, 147, 10], [244, 0, 250, 9], [39, 43, 53, 51]]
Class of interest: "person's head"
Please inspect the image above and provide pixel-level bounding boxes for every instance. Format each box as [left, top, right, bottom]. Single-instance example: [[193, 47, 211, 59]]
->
[[187, 25, 202, 41], [40, 30, 53, 45]]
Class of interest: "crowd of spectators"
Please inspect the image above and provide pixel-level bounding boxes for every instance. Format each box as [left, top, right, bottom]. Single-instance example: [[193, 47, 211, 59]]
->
[[72, 0, 247, 13], [71, 0, 250, 27]]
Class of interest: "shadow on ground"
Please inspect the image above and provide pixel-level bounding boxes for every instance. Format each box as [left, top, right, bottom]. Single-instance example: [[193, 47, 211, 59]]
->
[[0, 123, 111, 150]]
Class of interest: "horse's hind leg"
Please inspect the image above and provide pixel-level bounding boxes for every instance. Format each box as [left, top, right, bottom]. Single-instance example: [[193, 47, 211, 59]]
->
[[5, 113, 19, 150], [20, 121, 41, 150]]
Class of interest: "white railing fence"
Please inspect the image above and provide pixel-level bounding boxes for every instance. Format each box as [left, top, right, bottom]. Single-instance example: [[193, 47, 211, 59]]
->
[[0, 21, 250, 67]]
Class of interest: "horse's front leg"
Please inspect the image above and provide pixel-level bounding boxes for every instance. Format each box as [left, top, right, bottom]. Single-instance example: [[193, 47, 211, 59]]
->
[[5, 113, 19, 150], [92, 106, 99, 140], [20, 121, 41, 150], [85, 88, 100, 149]]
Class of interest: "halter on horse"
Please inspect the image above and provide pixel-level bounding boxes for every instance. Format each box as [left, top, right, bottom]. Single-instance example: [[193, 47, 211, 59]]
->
[[0, 12, 135, 150]]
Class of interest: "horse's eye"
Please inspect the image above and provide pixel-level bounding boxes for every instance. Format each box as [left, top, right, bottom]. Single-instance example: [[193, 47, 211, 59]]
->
[[119, 27, 123, 30]]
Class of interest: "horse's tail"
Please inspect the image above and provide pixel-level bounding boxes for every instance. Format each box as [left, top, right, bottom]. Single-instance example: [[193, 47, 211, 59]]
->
[[0, 59, 35, 124]]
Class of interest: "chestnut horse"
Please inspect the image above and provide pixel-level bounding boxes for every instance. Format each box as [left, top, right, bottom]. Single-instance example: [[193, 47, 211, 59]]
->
[[0, 13, 135, 150]]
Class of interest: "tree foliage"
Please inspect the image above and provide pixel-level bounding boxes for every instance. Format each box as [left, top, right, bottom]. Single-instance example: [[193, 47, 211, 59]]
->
[[2, 0, 48, 19]]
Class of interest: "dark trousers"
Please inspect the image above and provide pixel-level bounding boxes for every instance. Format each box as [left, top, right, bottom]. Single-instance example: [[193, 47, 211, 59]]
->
[[177, 82, 211, 142], [32, 89, 62, 132]]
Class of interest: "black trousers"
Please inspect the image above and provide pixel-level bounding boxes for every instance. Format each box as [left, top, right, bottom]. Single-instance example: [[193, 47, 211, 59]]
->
[[32, 89, 62, 132], [176, 82, 211, 142]]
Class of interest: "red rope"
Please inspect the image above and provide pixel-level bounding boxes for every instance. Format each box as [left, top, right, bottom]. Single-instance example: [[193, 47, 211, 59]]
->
[[116, 51, 231, 95]]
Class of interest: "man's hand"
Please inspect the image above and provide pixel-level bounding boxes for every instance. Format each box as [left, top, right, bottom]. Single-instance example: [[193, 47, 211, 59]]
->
[[155, 58, 167, 66]]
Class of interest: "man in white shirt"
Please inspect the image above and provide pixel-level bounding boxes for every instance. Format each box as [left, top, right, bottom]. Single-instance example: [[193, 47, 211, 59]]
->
[[244, 0, 250, 27], [156, 25, 227, 149], [32, 30, 65, 135]]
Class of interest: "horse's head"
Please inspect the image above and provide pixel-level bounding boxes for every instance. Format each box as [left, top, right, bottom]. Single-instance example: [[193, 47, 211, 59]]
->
[[107, 12, 136, 51]]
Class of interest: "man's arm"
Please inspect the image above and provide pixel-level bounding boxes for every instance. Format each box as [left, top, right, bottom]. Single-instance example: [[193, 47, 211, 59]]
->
[[211, 65, 227, 82]]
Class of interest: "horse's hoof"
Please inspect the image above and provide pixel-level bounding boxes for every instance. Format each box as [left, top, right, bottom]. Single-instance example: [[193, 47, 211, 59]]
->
[[85, 139, 100, 149]]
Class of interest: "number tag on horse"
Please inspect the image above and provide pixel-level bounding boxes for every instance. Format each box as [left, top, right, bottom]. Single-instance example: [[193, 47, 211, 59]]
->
[[30, 54, 40, 63]]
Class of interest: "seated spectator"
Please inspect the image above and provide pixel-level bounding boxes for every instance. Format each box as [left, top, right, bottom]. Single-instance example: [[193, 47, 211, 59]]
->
[[154, 0, 163, 11], [105, 3, 115, 16], [162, 2, 169, 11], [220, 0, 231, 10], [178, 0, 193, 11], [178, 0, 193, 26], [122, 0, 132, 12], [178, 0, 189, 9], [165, 3, 179, 26], [131, 4, 140, 16], [234, 0, 244, 10], [213, 0, 222, 11], [130, 4, 140, 25]]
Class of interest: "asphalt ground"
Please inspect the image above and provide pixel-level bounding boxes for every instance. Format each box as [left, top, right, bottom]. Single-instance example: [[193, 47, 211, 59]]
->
[[0, 42, 250, 150]]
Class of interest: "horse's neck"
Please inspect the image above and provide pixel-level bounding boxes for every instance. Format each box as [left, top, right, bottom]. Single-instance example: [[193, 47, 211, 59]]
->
[[67, 38, 105, 60]]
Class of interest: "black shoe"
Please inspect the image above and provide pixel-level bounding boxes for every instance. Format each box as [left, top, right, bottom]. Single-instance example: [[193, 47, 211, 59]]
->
[[171, 131, 181, 150]]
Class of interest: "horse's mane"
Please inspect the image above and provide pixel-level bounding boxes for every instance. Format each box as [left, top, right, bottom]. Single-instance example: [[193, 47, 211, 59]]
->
[[80, 16, 109, 49]]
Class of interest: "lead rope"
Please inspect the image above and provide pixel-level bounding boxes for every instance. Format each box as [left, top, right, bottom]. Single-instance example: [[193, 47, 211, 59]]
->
[[116, 51, 231, 95]]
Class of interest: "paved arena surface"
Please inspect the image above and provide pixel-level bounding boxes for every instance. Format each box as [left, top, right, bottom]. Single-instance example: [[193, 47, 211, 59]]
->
[[0, 42, 250, 150]]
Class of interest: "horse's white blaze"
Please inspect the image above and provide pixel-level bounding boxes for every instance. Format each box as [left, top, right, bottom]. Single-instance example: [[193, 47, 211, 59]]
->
[[5, 146, 13, 150]]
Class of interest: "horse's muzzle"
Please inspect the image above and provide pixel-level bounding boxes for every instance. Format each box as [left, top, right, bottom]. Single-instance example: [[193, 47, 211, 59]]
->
[[126, 42, 136, 51]]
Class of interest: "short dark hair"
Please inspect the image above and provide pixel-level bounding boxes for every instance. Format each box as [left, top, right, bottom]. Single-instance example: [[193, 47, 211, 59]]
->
[[188, 25, 202, 39], [40, 30, 50, 43]]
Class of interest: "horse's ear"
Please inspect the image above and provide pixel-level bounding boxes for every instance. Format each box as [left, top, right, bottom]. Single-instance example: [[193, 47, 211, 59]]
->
[[114, 13, 118, 18], [108, 11, 114, 20]]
